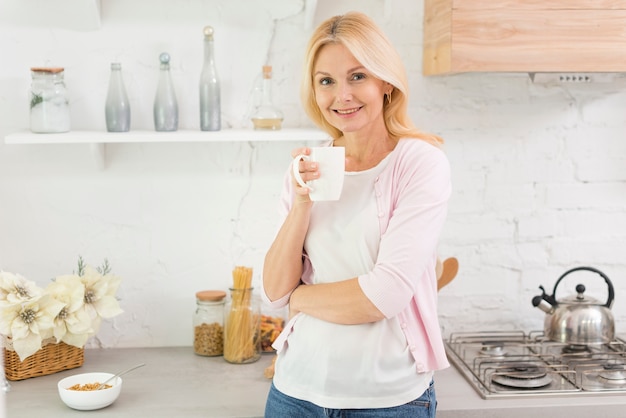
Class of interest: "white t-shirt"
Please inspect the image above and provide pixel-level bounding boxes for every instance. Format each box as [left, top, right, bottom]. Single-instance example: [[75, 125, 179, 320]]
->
[[273, 154, 432, 409]]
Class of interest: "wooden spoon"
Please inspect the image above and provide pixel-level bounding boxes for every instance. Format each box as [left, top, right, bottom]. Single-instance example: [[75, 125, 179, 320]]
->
[[437, 257, 459, 291]]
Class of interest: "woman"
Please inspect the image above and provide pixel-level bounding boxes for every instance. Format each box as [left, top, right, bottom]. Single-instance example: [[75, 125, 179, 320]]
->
[[263, 11, 451, 418]]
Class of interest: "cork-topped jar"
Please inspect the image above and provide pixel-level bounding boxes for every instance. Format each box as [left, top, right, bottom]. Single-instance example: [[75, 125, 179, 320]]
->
[[29, 67, 70, 133], [193, 290, 226, 356]]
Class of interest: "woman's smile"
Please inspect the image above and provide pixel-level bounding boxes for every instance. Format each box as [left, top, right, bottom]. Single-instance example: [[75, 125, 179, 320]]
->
[[334, 107, 362, 116]]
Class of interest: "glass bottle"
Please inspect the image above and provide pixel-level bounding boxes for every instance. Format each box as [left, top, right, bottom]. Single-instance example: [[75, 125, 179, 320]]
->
[[223, 287, 261, 364], [193, 290, 226, 356], [29, 67, 70, 133], [251, 65, 283, 130], [105, 63, 131, 132], [153, 52, 178, 132], [199, 26, 221, 131]]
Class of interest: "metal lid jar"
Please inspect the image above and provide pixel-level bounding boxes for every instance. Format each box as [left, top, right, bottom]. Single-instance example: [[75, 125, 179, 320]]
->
[[193, 290, 226, 356], [29, 67, 70, 133]]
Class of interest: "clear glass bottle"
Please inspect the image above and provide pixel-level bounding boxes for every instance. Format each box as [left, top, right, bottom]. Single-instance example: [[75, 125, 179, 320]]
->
[[251, 65, 283, 130], [199, 26, 221, 131], [29, 67, 70, 133], [153, 52, 178, 132], [223, 287, 261, 364], [193, 290, 226, 356], [105, 63, 131, 132]]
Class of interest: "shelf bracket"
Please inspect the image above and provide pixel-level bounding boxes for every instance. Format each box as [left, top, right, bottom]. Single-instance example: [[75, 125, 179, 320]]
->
[[91, 143, 105, 169]]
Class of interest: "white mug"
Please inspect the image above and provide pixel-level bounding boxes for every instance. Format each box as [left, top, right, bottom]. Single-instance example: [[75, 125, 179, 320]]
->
[[292, 146, 345, 201]]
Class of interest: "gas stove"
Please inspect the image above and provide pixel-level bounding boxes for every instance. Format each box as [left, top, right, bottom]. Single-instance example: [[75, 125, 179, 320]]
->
[[445, 330, 626, 399]]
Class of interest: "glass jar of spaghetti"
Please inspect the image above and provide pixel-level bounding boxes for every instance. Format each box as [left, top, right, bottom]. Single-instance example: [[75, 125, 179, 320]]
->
[[223, 287, 261, 364], [193, 290, 226, 356]]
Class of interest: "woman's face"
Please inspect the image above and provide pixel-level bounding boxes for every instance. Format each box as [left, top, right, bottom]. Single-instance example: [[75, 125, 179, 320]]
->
[[312, 43, 388, 135]]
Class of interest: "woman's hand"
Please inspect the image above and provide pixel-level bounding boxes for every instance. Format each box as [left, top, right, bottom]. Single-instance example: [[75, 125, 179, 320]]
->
[[291, 147, 320, 202], [288, 279, 385, 325]]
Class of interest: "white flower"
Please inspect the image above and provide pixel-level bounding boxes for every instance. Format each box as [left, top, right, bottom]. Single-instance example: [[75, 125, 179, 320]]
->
[[0, 271, 44, 304], [0, 294, 65, 361], [47, 275, 93, 348], [0, 259, 123, 362], [79, 266, 123, 328]]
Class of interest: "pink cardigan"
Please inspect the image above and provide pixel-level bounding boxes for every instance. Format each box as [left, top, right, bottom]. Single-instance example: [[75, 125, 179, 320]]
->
[[264, 138, 451, 373]]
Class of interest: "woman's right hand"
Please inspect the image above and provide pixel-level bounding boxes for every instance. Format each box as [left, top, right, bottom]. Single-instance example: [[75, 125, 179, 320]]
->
[[291, 147, 319, 202]]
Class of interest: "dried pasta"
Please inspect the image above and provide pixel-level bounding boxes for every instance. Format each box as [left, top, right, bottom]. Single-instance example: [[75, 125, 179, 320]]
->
[[223, 266, 260, 363]]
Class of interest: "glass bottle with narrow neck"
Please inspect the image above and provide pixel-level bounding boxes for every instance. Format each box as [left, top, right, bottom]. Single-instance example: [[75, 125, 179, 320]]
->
[[199, 26, 221, 131], [105, 63, 131, 132], [153, 52, 178, 132], [251, 65, 283, 130]]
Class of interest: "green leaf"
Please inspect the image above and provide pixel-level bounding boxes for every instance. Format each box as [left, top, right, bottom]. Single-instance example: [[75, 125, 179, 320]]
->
[[30, 94, 43, 109]]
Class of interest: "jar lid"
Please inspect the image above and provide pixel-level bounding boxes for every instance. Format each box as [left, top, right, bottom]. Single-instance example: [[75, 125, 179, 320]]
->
[[30, 67, 64, 73], [196, 290, 226, 302]]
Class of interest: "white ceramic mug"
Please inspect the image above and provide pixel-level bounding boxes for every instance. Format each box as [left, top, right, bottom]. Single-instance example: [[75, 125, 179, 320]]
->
[[292, 146, 345, 201]]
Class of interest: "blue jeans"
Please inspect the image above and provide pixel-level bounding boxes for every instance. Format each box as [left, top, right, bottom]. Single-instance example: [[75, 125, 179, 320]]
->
[[264, 380, 437, 418]]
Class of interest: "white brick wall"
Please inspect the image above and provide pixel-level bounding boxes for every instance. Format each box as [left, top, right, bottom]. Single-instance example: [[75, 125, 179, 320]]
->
[[0, 0, 625, 347]]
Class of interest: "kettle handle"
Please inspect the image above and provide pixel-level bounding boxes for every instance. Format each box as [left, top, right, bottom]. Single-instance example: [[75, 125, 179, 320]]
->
[[552, 266, 614, 308]]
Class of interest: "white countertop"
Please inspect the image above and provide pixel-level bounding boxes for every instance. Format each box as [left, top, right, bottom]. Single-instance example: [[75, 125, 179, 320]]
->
[[4, 347, 273, 418], [4, 347, 626, 417]]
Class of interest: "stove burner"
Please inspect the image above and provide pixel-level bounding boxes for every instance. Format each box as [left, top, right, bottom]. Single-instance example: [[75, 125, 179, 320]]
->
[[491, 363, 552, 389], [598, 364, 626, 385], [562, 344, 590, 354], [446, 331, 626, 398], [480, 341, 507, 357]]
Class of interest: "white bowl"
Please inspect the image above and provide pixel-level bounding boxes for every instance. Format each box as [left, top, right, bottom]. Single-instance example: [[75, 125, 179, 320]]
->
[[57, 372, 122, 410]]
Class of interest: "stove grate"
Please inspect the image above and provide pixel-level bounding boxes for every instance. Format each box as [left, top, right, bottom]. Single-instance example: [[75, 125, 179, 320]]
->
[[445, 330, 626, 399]]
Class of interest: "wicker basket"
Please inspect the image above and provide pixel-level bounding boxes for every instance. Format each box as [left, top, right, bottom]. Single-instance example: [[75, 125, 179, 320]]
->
[[4, 341, 84, 381]]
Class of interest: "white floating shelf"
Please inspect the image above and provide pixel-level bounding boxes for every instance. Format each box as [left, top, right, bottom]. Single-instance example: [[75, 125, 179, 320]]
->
[[4, 128, 329, 169]]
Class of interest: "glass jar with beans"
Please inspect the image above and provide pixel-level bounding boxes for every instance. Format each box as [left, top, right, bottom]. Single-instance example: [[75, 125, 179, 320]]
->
[[193, 290, 226, 356]]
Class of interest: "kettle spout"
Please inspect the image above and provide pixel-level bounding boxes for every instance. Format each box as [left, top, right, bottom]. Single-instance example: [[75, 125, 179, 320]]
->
[[532, 295, 555, 314], [532, 285, 557, 314]]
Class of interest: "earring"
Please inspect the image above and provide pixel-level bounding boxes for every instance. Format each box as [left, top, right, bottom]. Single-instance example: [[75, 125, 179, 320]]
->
[[386, 93, 392, 105]]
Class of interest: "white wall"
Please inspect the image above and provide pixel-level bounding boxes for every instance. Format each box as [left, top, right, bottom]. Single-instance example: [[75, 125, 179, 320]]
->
[[1, 0, 625, 349]]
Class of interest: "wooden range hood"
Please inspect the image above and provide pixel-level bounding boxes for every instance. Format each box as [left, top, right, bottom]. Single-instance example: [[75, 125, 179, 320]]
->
[[423, 0, 626, 75]]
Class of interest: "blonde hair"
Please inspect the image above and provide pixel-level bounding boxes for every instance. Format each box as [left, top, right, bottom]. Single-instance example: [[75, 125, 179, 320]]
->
[[300, 12, 442, 145]]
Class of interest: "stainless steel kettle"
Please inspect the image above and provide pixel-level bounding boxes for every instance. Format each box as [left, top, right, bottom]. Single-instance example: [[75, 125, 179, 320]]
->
[[531, 266, 615, 344]]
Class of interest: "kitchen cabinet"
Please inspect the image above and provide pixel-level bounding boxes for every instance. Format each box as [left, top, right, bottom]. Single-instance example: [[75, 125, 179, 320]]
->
[[3, 129, 329, 169], [423, 0, 626, 75]]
